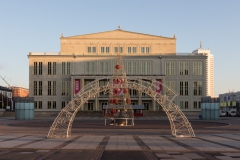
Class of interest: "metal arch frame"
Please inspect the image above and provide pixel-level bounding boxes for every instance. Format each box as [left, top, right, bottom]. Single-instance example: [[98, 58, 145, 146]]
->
[[47, 77, 195, 138]]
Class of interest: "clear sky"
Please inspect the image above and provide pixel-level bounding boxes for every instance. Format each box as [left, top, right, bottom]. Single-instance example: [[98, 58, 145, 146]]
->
[[0, 0, 240, 96]]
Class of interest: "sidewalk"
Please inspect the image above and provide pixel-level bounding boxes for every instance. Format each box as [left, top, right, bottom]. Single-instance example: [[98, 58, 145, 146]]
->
[[0, 133, 240, 159]]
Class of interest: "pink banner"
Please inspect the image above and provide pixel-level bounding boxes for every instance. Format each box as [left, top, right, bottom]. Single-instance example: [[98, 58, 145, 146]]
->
[[75, 79, 80, 94], [156, 79, 162, 93]]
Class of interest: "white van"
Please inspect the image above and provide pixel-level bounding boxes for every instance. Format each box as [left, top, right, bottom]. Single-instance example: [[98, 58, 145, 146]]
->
[[230, 110, 236, 117], [220, 110, 226, 117]]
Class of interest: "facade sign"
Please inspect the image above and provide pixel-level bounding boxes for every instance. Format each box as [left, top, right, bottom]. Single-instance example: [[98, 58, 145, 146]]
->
[[74, 79, 80, 94], [156, 79, 162, 93]]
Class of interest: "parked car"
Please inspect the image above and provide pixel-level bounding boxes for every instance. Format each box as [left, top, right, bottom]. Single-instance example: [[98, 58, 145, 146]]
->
[[220, 110, 226, 117], [230, 110, 236, 117]]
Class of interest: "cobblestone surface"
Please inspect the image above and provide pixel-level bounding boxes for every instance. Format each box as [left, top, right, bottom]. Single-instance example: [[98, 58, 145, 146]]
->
[[1, 116, 240, 159]]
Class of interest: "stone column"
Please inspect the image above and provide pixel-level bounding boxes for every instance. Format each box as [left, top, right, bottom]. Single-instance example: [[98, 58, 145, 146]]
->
[[153, 100, 156, 111], [80, 77, 84, 111]]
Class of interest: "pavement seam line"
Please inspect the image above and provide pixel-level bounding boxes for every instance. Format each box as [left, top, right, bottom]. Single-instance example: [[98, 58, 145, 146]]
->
[[196, 137, 240, 150], [0, 135, 29, 142], [90, 135, 110, 160], [0, 137, 48, 156], [133, 135, 159, 160], [161, 136, 219, 160], [213, 134, 240, 141], [34, 135, 82, 160]]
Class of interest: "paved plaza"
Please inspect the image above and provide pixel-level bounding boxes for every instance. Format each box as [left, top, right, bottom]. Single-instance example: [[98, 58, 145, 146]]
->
[[0, 116, 240, 159]]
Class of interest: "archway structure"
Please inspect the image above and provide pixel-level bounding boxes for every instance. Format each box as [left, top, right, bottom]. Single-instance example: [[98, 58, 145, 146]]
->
[[47, 76, 195, 138]]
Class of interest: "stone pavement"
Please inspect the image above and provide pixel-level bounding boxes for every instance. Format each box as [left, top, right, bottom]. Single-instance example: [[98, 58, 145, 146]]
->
[[1, 134, 240, 159]]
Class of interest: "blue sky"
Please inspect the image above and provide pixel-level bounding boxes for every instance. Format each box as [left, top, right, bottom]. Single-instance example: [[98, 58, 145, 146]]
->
[[0, 0, 240, 96]]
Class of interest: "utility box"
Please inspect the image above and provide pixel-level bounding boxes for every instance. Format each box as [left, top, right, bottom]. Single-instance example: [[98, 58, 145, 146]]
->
[[15, 103, 34, 120], [201, 103, 219, 120]]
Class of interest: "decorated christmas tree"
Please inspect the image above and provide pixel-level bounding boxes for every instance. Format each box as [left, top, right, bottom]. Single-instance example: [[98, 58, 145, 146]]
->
[[105, 56, 134, 126]]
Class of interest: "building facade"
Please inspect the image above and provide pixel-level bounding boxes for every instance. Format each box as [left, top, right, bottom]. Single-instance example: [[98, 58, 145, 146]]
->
[[219, 91, 240, 113], [0, 86, 12, 110], [28, 28, 207, 113], [12, 87, 29, 98], [192, 46, 214, 97]]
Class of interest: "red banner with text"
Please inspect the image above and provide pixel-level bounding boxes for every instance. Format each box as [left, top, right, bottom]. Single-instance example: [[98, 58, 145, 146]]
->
[[156, 79, 162, 93], [74, 79, 81, 94]]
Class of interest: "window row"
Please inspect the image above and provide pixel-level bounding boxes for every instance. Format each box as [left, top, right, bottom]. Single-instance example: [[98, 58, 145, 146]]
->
[[166, 81, 203, 96], [165, 62, 203, 76], [180, 101, 201, 109], [87, 46, 150, 54], [85, 61, 152, 75], [33, 62, 70, 75], [33, 81, 70, 96], [33, 100, 201, 110], [34, 101, 67, 109]]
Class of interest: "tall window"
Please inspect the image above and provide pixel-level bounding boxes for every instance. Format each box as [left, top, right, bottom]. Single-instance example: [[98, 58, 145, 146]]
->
[[53, 62, 56, 75], [38, 101, 42, 109], [53, 101, 56, 109], [48, 62, 52, 75], [106, 47, 110, 53], [101, 102, 108, 110], [128, 47, 131, 53], [129, 89, 137, 97], [114, 47, 118, 53], [166, 81, 175, 95], [179, 62, 189, 75], [128, 47, 137, 54], [34, 81, 37, 95], [34, 62, 38, 75], [34, 101, 37, 109], [39, 81, 42, 95], [179, 81, 188, 96], [48, 81, 51, 95], [86, 61, 95, 74], [101, 47, 105, 53], [92, 47, 96, 53], [114, 47, 123, 54], [87, 47, 97, 53], [47, 101, 51, 109], [140, 61, 151, 75], [99, 61, 109, 75], [62, 81, 70, 95], [62, 62, 65, 75], [132, 47, 136, 53], [146, 47, 150, 53], [141, 47, 150, 54], [88, 102, 93, 111], [194, 101, 201, 109], [119, 47, 123, 53], [48, 62, 57, 75], [193, 81, 203, 96], [47, 81, 56, 96], [165, 62, 175, 75], [88, 47, 91, 53], [62, 62, 70, 75], [180, 101, 189, 109], [62, 101, 66, 108], [39, 62, 42, 75], [143, 102, 149, 110], [53, 81, 56, 95], [99, 80, 108, 96], [127, 61, 137, 75], [67, 62, 70, 74], [100, 46, 110, 54], [193, 62, 203, 75]]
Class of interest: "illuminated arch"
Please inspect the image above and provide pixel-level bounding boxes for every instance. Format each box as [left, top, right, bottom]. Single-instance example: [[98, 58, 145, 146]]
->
[[47, 77, 195, 138]]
